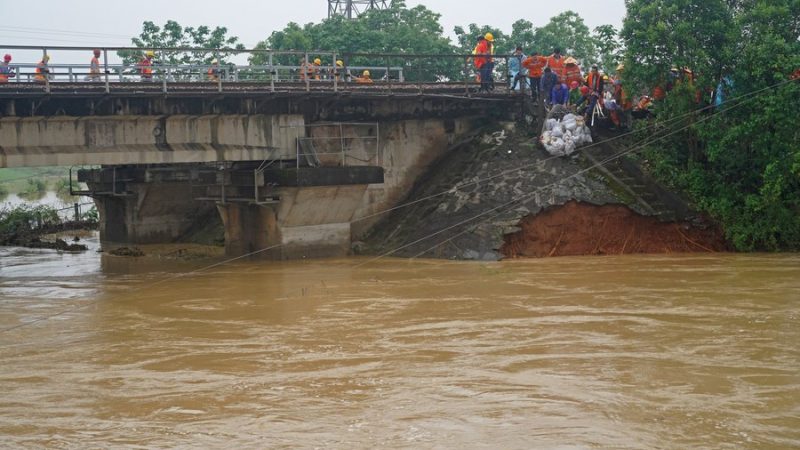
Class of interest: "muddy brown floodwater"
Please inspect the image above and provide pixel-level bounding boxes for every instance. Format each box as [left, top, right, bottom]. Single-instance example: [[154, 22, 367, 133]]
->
[[1, 238, 799, 448]]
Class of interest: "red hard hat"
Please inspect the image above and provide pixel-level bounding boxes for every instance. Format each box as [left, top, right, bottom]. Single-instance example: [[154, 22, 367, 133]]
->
[[93, 49, 101, 56], [3, 54, 11, 62], [570, 81, 579, 89], [579, 85, 590, 95]]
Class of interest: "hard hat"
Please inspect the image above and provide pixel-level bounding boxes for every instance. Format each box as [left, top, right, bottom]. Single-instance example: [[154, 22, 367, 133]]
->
[[682, 66, 693, 74], [616, 63, 624, 72], [42, 55, 50, 62], [211, 58, 219, 64], [362, 70, 370, 77], [145, 50, 155, 57], [603, 75, 609, 80], [670, 66, 679, 72], [336, 60, 343, 67], [569, 81, 579, 89], [580, 85, 590, 95], [93, 49, 101, 56], [314, 58, 321, 65], [564, 57, 578, 65], [484, 32, 494, 42], [3, 54, 11, 62]]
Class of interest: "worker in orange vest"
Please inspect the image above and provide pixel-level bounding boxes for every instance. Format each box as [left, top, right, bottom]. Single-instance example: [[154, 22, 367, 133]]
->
[[584, 65, 605, 122], [563, 57, 583, 87], [0, 54, 15, 83], [522, 51, 546, 100], [355, 70, 373, 84], [207, 58, 221, 82], [475, 33, 495, 92], [34, 55, 50, 83], [139, 51, 154, 82], [88, 49, 102, 81], [547, 48, 565, 82]]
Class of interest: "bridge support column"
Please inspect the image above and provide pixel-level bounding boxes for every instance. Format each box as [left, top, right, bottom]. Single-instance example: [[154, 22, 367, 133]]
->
[[216, 203, 281, 259], [92, 182, 217, 245]]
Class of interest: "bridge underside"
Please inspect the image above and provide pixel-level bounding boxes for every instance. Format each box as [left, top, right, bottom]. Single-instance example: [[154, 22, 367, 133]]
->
[[0, 90, 521, 258]]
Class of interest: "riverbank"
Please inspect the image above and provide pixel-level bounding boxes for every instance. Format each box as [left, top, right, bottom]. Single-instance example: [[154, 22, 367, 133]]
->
[[363, 126, 728, 260]]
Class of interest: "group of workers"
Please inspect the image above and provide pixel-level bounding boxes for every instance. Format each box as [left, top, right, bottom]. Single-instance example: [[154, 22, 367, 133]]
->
[[1, 50, 376, 84], [483, 39, 629, 128], [298, 57, 373, 83]]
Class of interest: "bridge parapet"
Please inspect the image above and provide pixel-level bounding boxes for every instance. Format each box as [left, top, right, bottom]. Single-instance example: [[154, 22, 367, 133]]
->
[[0, 114, 304, 168]]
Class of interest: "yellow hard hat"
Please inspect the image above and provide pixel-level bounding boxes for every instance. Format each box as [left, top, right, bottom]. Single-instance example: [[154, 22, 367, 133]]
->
[[336, 60, 343, 67], [314, 58, 321, 65], [362, 70, 370, 77], [42, 54, 50, 62], [603, 75, 609, 80], [564, 56, 578, 65], [616, 63, 625, 72], [211, 58, 219, 64], [145, 50, 155, 57], [484, 32, 494, 42]]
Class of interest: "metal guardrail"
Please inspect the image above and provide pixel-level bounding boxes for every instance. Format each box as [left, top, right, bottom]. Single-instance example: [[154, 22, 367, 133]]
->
[[0, 45, 514, 96]]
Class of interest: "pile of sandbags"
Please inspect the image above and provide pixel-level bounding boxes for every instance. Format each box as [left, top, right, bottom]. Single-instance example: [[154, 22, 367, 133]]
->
[[540, 112, 593, 156]]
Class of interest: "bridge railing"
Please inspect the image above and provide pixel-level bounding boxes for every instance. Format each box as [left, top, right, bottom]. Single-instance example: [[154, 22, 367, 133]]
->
[[0, 45, 515, 96]]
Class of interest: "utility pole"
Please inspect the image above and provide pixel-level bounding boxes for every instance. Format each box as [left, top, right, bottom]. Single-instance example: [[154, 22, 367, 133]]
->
[[328, 0, 390, 19]]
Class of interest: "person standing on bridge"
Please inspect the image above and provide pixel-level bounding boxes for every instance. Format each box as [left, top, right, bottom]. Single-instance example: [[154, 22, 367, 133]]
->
[[522, 51, 546, 102], [138, 51, 154, 82], [474, 34, 495, 93], [207, 59, 221, 82], [88, 49, 102, 82], [547, 48, 565, 82], [0, 54, 15, 83], [34, 55, 50, 83], [585, 65, 605, 123], [508, 46, 527, 92], [540, 67, 558, 107]]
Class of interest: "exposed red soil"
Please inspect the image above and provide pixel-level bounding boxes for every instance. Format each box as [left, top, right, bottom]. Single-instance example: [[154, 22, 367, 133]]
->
[[501, 201, 729, 258]]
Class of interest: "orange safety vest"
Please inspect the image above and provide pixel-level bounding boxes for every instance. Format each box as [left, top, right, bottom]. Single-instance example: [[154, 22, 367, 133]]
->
[[586, 72, 603, 93], [139, 58, 153, 78], [207, 66, 220, 81], [34, 61, 49, 82], [522, 55, 546, 78], [473, 40, 490, 69], [547, 54, 565, 81], [653, 85, 666, 100], [564, 64, 583, 86]]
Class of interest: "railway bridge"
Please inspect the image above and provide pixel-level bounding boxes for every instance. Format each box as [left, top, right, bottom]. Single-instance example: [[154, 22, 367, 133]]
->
[[0, 46, 524, 258]]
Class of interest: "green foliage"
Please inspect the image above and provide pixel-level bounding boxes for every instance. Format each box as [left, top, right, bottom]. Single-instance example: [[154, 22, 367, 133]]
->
[[118, 20, 246, 65], [593, 25, 623, 74], [0, 183, 8, 199], [0, 204, 61, 243], [626, 0, 800, 251], [252, 2, 462, 81], [621, 0, 736, 91], [20, 178, 47, 200], [82, 206, 99, 223], [532, 11, 597, 67]]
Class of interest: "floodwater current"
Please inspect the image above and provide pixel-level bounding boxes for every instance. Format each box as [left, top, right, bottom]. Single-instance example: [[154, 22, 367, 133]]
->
[[1, 238, 798, 448]]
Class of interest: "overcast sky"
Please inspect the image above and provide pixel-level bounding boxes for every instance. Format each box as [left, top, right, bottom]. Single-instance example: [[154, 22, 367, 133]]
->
[[2, 0, 626, 63]]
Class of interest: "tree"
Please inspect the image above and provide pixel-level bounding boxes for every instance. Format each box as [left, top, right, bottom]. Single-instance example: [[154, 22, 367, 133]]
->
[[251, 1, 459, 81], [624, 0, 800, 251], [621, 0, 735, 91], [118, 20, 245, 66], [593, 25, 623, 75], [533, 11, 596, 68]]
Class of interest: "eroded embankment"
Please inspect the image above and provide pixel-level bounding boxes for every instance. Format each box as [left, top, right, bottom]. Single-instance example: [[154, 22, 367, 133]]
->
[[502, 201, 729, 258]]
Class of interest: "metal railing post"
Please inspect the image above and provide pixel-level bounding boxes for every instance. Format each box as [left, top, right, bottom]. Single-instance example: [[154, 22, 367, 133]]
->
[[304, 52, 310, 92], [333, 51, 338, 93], [269, 52, 275, 92], [162, 67, 168, 93], [103, 48, 110, 93], [339, 123, 345, 167]]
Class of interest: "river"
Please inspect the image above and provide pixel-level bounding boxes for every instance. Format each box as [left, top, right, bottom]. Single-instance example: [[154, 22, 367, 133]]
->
[[1, 243, 798, 448]]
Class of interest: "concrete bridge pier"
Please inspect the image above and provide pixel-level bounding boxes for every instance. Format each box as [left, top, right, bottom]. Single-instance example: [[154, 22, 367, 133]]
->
[[216, 203, 281, 259], [92, 181, 216, 245]]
